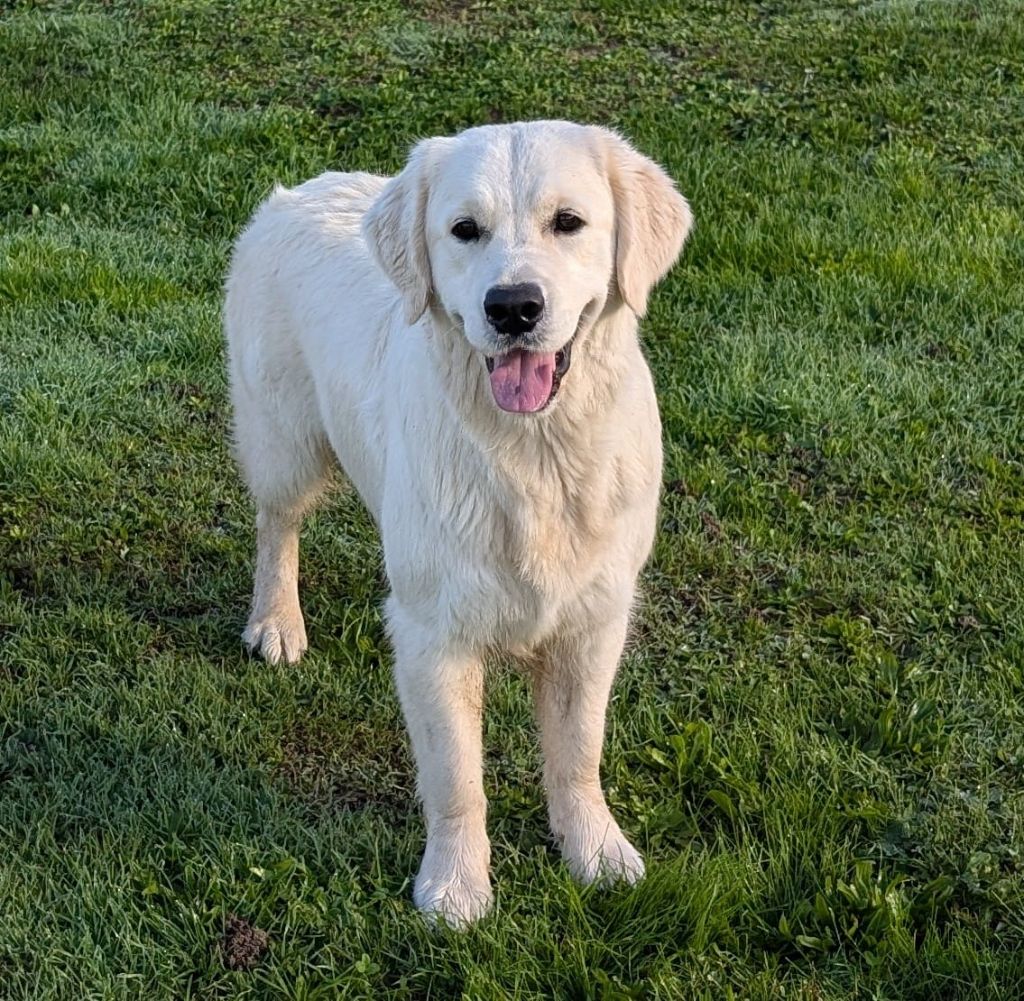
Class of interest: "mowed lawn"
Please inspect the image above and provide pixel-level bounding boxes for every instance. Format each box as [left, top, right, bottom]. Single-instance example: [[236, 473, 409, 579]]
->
[[2, 0, 1023, 997]]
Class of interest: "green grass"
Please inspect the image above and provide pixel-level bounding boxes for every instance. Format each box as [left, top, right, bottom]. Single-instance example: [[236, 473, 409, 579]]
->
[[2, 0, 1023, 996]]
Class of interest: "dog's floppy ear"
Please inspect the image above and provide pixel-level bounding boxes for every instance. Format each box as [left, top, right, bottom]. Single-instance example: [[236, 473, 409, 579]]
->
[[602, 130, 693, 317], [363, 138, 447, 325]]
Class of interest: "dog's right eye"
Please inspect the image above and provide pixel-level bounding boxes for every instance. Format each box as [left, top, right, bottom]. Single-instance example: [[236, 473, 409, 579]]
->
[[451, 219, 481, 242]]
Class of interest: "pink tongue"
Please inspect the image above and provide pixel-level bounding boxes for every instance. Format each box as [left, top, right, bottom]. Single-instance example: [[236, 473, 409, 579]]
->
[[488, 350, 556, 413]]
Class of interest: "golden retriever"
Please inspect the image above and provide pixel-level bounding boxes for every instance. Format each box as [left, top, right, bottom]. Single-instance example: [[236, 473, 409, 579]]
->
[[224, 121, 692, 925]]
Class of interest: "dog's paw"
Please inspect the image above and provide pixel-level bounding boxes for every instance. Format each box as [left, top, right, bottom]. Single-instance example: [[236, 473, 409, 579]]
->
[[414, 870, 493, 929], [413, 836, 493, 929], [557, 808, 646, 887], [243, 608, 307, 664]]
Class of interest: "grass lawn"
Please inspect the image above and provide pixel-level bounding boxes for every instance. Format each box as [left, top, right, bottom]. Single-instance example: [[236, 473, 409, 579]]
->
[[2, 0, 1023, 997]]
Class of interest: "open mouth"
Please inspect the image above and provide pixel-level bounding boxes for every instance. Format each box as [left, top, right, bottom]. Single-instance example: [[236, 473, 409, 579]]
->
[[484, 337, 574, 413]]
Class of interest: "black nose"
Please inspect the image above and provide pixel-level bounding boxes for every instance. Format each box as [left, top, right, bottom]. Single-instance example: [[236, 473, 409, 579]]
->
[[483, 283, 545, 337]]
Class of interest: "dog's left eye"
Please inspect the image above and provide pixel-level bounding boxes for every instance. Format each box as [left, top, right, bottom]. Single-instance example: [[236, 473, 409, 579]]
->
[[553, 211, 584, 234], [451, 219, 481, 242]]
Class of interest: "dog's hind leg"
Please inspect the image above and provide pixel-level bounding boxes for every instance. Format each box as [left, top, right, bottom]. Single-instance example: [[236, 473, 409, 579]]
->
[[243, 503, 310, 665], [231, 382, 333, 665]]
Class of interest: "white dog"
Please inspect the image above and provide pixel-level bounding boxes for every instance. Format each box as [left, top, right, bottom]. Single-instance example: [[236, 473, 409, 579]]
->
[[224, 120, 692, 926]]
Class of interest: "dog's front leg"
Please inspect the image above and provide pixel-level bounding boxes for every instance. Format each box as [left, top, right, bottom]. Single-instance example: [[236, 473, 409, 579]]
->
[[387, 603, 492, 927], [534, 607, 645, 886]]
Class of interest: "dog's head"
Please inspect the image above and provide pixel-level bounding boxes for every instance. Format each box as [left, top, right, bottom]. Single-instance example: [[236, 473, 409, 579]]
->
[[363, 121, 692, 415]]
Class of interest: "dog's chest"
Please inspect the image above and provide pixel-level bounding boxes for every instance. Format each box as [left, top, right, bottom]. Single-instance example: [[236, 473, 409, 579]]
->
[[470, 451, 647, 642], [508, 489, 604, 591], [383, 412, 659, 651]]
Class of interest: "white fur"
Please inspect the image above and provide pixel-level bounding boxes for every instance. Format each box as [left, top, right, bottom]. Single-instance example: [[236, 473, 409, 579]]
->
[[224, 121, 692, 927]]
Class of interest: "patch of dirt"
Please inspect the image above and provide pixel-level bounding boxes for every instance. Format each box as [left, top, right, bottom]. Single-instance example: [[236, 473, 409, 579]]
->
[[790, 444, 826, 477], [313, 94, 363, 121], [5, 564, 36, 597], [220, 915, 269, 971], [789, 444, 828, 498], [167, 380, 205, 403], [789, 470, 810, 496], [276, 720, 413, 815], [700, 510, 723, 541]]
